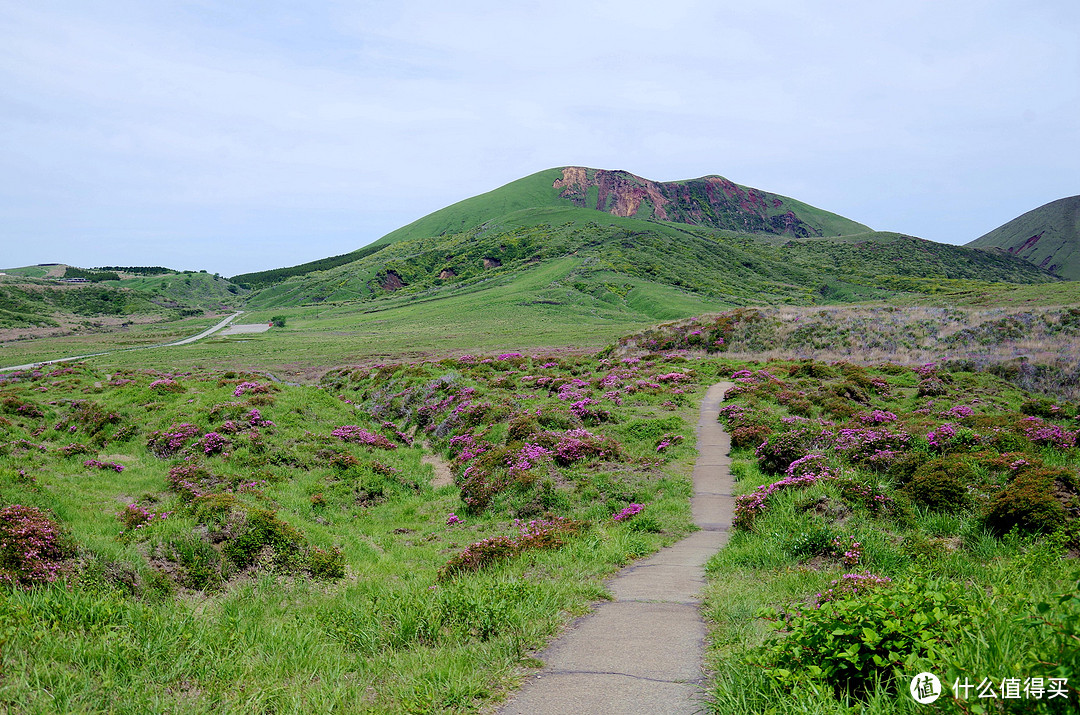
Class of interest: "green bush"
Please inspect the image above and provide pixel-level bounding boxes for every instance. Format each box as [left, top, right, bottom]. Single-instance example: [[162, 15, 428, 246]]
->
[[223, 508, 304, 569], [903, 458, 969, 513], [755, 577, 978, 698], [306, 545, 346, 579], [985, 468, 1076, 536]]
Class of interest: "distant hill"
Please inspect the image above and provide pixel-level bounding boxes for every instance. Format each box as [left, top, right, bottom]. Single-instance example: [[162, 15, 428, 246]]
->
[[0, 265, 245, 330], [967, 195, 1080, 279], [232, 166, 872, 290]]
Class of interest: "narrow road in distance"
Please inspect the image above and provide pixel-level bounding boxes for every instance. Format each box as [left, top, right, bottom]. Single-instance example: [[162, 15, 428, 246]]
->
[[0, 311, 243, 372]]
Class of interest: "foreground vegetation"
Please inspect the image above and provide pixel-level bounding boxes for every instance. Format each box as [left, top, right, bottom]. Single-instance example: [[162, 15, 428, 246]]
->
[[702, 357, 1079, 713], [2, 304, 1079, 713], [0, 350, 712, 712]]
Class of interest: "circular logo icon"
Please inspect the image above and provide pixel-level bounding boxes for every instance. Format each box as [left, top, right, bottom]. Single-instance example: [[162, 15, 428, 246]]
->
[[910, 672, 942, 704]]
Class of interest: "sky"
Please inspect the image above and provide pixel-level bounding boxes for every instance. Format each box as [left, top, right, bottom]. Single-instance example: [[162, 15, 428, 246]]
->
[[2, 0, 1078, 277]]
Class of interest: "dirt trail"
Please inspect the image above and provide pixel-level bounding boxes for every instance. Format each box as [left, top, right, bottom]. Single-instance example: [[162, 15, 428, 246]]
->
[[498, 382, 735, 714], [421, 442, 454, 488]]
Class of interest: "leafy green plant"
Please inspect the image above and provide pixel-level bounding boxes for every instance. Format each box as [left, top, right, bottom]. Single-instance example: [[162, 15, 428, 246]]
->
[[755, 578, 979, 698]]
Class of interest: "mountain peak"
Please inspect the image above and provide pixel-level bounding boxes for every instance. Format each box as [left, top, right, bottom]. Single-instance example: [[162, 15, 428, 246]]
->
[[550, 166, 867, 237]]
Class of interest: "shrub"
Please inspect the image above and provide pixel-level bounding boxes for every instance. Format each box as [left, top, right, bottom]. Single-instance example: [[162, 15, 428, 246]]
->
[[331, 425, 397, 450], [903, 461, 968, 513], [146, 422, 201, 458], [731, 423, 771, 450], [787, 361, 837, 379], [197, 431, 230, 455], [167, 463, 223, 501], [306, 546, 345, 579], [755, 427, 827, 476], [917, 378, 948, 397], [117, 503, 173, 533], [985, 468, 1077, 536], [755, 577, 977, 698], [0, 505, 74, 588], [222, 508, 304, 569], [438, 517, 583, 580], [149, 378, 183, 394], [155, 534, 225, 590], [551, 429, 622, 465]]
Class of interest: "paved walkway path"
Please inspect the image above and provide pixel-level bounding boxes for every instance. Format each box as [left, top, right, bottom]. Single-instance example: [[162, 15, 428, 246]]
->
[[499, 382, 735, 715], [0, 312, 243, 372]]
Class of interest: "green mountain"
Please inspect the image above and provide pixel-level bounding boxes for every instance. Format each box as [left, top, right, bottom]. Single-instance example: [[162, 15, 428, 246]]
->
[[232, 167, 872, 289], [967, 195, 1080, 279], [240, 167, 1055, 313]]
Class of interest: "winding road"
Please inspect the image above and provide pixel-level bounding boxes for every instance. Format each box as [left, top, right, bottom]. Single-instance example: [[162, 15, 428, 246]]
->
[[499, 381, 735, 715], [0, 311, 243, 373]]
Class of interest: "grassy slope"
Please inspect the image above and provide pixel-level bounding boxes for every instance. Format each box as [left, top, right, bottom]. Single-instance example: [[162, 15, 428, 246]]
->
[[231, 165, 873, 292], [967, 195, 1080, 279], [82, 258, 717, 376], [0, 277, 162, 330], [105, 272, 246, 312]]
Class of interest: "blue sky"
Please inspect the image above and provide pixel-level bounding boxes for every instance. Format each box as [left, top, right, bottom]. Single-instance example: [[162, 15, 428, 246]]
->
[[2, 0, 1078, 276]]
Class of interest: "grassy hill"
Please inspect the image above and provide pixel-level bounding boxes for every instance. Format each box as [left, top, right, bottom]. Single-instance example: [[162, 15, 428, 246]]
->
[[230, 166, 873, 290], [0, 266, 245, 332], [244, 210, 1054, 312], [967, 195, 1080, 279]]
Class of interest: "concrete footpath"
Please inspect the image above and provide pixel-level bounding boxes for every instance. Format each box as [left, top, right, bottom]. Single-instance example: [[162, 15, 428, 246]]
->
[[499, 382, 735, 715]]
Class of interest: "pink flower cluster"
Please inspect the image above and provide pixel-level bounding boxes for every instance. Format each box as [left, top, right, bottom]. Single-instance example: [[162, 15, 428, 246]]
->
[[831, 535, 862, 567], [146, 422, 201, 457], [233, 381, 270, 397], [508, 442, 553, 478], [446, 512, 462, 525], [656, 433, 684, 452], [247, 408, 274, 428], [83, 459, 125, 472], [733, 466, 838, 530], [118, 503, 173, 532], [149, 378, 182, 393], [331, 425, 397, 450], [1019, 417, 1077, 449], [613, 503, 644, 521], [449, 433, 489, 463], [858, 410, 898, 425], [198, 431, 230, 455], [926, 423, 958, 449]]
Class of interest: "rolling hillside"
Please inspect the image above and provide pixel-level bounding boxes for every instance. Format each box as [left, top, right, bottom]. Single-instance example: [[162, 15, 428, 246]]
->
[[242, 167, 1055, 312], [967, 195, 1080, 279], [231, 166, 871, 289], [0, 266, 245, 332]]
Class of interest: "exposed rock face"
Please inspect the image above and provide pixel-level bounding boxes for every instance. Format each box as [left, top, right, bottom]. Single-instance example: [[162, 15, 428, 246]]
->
[[438, 268, 456, 280], [553, 167, 820, 237], [379, 270, 404, 291], [482, 257, 502, 269]]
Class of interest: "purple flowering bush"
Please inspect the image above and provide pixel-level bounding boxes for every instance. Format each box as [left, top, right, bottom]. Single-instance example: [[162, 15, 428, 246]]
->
[[146, 422, 201, 458], [0, 505, 73, 588]]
